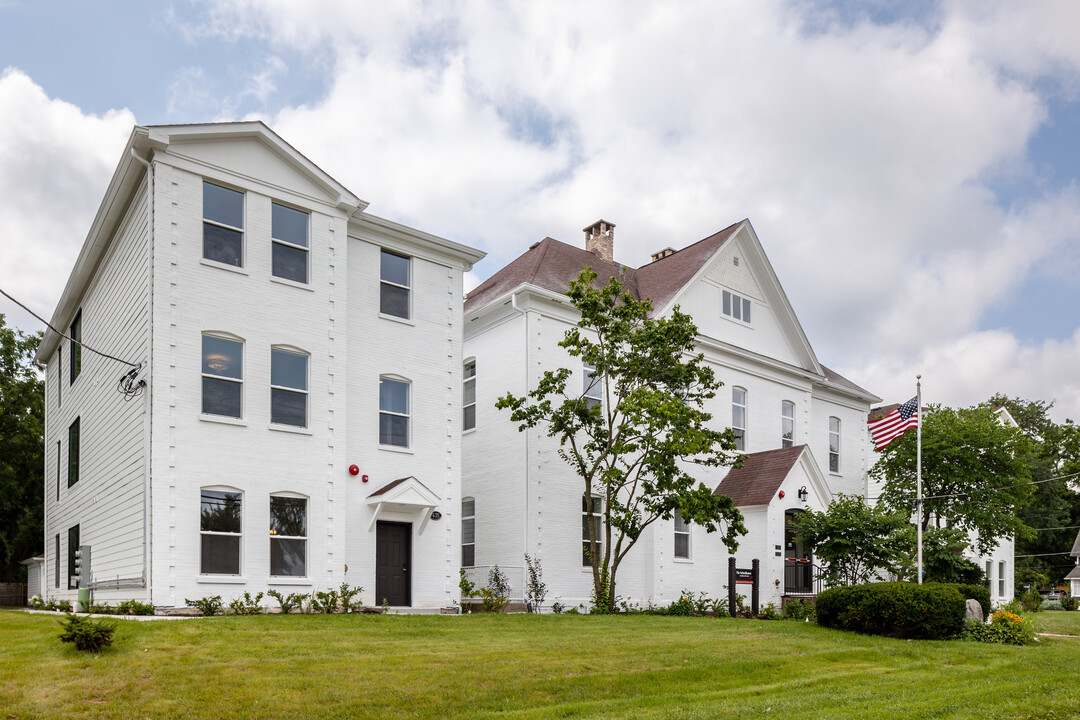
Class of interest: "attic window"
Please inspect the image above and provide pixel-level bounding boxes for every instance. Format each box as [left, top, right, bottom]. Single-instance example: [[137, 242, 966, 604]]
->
[[722, 290, 751, 324]]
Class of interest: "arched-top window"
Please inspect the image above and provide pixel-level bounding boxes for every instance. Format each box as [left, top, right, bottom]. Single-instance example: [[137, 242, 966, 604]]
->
[[200, 485, 243, 576], [732, 387, 747, 451], [781, 401, 795, 448]]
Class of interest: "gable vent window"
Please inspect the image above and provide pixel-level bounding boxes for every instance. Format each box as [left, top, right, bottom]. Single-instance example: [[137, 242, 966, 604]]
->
[[722, 291, 751, 324]]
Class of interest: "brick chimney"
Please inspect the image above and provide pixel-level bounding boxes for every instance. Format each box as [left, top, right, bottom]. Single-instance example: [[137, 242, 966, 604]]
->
[[583, 219, 615, 262]]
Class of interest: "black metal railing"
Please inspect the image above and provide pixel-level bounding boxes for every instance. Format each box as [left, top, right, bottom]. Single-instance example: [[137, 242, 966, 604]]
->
[[784, 560, 823, 596]]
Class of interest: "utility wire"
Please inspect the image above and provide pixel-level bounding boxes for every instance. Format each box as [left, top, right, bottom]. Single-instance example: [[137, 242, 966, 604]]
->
[[0, 286, 140, 368]]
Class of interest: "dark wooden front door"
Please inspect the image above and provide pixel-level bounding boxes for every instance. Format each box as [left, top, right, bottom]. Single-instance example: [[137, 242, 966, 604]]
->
[[785, 510, 812, 595], [376, 521, 411, 606]]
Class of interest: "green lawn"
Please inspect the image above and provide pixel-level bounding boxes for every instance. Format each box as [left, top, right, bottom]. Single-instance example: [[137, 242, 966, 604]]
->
[[2, 610, 1079, 719], [1032, 610, 1080, 635]]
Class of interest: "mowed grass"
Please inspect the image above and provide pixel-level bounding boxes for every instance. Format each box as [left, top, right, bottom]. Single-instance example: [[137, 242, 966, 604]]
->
[[1033, 610, 1080, 635], [2, 611, 1079, 720]]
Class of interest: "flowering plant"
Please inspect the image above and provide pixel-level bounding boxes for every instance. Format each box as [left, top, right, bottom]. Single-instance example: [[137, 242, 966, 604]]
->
[[967, 608, 1038, 645]]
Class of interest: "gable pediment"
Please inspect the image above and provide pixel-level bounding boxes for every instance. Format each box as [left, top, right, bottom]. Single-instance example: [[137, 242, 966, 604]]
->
[[703, 239, 765, 302]]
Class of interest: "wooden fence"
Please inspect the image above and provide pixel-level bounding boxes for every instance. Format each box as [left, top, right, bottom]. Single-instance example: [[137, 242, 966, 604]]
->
[[0, 583, 27, 607]]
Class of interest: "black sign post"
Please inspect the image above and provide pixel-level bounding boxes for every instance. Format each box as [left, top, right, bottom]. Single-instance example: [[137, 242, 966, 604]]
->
[[728, 557, 759, 617]]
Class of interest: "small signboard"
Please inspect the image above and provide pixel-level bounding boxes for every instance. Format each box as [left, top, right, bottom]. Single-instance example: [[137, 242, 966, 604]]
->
[[735, 568, 754, 585]]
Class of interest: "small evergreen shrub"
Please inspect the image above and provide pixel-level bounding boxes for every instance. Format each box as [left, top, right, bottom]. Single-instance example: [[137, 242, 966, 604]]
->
[[783, 598, 816, 621], [480, 566, 510, 613], [311, 589, 340, 614], [1018, 591, 1043, 613], [1041, 599, 1065, 611], [550, 601, 565, 614], [185, 595, 224, 616], [524, 554, 548, 613], [58, 614, 116, 653], [338, 583, 364, 612], [1061, 596, 1078, 611], [816, 582, 965, 639]]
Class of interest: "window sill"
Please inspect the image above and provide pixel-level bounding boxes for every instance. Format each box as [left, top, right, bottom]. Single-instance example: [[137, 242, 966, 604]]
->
[[201, 258, 248, 275], [379, 444, 414, 455], [269, 423, 312, 435], [463, 428, 476, 436], [268, 577, 312, 586], [197, 575, 246, 584], [673, 558, 694, 564], [829, 472, 842, 478], [379, 313, 415, 327], [200, 414, 247, 427], [270, 275, 313, 292]]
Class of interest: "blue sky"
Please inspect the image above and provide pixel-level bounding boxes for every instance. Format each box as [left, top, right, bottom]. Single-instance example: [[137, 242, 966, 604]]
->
[[2, 0, 1079, 420]]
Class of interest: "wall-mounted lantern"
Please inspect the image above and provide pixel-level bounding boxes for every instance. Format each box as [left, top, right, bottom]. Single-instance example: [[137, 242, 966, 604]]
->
[[798, 486, 809, 502]]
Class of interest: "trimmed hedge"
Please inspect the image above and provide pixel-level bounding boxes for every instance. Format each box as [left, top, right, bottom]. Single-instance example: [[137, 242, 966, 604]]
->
[[816, 582, 965, 639]]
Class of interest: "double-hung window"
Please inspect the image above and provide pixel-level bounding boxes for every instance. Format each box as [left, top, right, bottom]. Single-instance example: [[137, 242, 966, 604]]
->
[[202, 335, 243, 418], [722, 290, 751, 324], [732, 387, 747, 451], [379, 377, 410, 447], [781, 401, 795, 448], [54, 533, 60, 589], [674, 509, 690, 559], [584, 363, 602, 409], [270, 348, 308, 427], [69, 311, 81, 384], [380, 250, 410, 319], [582, 495, 602, 566], [462, 497, 476, 567], [200, 489, 242, 575], [271, 203, 309, 283], [986, 561, 993, 591], [269, 495, 307, 577], [68, 418, 80, 487], [828, 417, 841, 473], [463, 360, 476, 431], [203, 181, 244, 267], [998, 561, 1006, 598]]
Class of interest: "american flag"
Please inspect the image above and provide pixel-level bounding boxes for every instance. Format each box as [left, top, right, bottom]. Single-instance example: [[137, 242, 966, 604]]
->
[[867, 396, 919, 450]]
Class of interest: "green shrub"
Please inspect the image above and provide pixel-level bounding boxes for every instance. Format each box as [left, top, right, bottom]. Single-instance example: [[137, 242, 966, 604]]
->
[[311, 589, 340, 614], [28, 595, 45, 610], [1042, 599, 1065, 611], [666, 594, 695, 616], [550, 601, 565, 614], [757, 603, 782, 620], [1018, 591, 1042, 613], [479, 587, 510, 613], [816, 582, 965, 640], [1061, 596, 1078, 611], [185, 595, 223, 616], [783, 598, 816, 621], [966, 609, 1038, 645], [228, 591, 265, 615], [267, 589, 305, 614], [58, 614, 116, 653]]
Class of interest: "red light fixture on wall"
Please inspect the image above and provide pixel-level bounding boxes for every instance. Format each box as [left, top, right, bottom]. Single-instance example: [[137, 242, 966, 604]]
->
[[778, 490, 785, 499], [348, 465, 360, 476]]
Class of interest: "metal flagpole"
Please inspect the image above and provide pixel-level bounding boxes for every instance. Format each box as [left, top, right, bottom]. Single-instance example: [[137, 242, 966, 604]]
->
[[916, 375, 923, 585]]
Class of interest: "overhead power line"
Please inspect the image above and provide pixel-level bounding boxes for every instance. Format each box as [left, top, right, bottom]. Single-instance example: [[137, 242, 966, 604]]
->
[[0, 286, 139, 368]]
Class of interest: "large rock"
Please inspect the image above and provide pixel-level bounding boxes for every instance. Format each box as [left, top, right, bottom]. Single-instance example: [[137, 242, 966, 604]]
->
[[965, 598, 984, 623]]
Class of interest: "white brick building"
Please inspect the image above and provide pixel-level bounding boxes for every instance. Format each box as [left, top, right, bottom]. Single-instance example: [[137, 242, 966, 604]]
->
[[462, 220, 881, 609], [37, 122, 483, 610]]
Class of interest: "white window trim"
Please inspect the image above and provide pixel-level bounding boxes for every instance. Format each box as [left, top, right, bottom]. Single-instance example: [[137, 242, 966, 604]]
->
[[202, 181, 246, 269], [463, 358, 477, 432], [270, 346, 309, 429], [998, 561, 1006, 598], [828, 416, 841, 474], [781, 400, 795, 448], [379, 375, 411, 448], [202, 332, 245, 420], [199, 486, 244, 577], [673, 510, 691, 561], [269, 493, 308, 579], [379, 250, 412, 320], [732, 387, 747, 451], [582, 494, 603, 568], [584, 362, 602, 409], [271, 202, 310, 285], [722, 289, 752, 325], [462, 497, 476, 567]]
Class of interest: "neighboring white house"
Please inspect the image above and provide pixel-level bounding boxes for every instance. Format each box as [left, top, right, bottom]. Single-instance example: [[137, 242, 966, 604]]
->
[[461, 219, 881, 609], [21, 555, 44, 602], [37, 122, 484, 611], [1067, 530, 1080, 598]]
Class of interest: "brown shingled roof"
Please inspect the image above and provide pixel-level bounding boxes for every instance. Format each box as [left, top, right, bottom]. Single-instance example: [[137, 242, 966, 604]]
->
[[714, 445, 806, 507], [368, 477, 413, 497], [464, 221, 743, 315], [821, 365, 874, 397]]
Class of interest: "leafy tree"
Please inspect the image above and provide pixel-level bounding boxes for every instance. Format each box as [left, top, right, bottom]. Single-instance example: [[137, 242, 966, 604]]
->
[[985, 395, 1080, 586], [873, 404, 1037, 555], [795, 494, 911, 586], [0, 314, 44, 582], [497, 268, 746, 611]]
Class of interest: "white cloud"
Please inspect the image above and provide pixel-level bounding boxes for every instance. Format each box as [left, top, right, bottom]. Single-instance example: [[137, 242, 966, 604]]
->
[[0, 68, 134, 332]]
